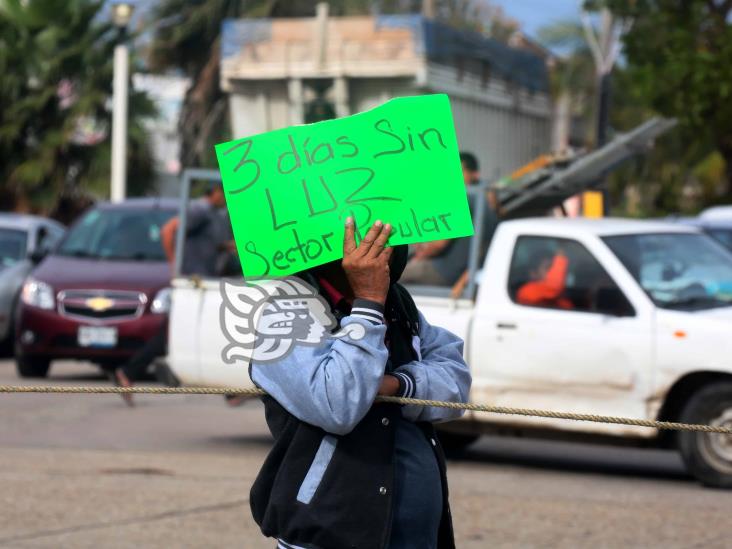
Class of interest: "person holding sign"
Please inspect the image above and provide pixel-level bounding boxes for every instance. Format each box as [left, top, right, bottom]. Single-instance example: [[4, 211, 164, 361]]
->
[[214, 94, 476, 281], [248, 218, 471, 549]]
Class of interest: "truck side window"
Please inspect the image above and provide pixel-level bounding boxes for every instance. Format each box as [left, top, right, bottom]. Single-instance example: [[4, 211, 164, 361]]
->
[[508, 236, 635, 316]]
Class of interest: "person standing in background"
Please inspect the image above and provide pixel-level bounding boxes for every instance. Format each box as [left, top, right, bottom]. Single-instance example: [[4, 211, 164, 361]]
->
[[401, 152, 500, 287], [160, 181, 235, 277], [112, 182, 236, 406]]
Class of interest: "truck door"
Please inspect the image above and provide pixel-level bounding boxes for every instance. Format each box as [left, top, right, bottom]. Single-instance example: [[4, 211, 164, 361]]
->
[[168, 278, 206, 385], [196, 278, 254, 388], [471, 235, 654, 434]]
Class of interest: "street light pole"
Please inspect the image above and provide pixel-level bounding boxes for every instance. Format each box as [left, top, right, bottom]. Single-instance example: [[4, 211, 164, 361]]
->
[[110, 2, 134, 203]]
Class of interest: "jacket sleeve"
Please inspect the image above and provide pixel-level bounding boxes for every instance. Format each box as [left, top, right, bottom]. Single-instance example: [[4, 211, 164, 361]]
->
[[249, 299, 388, 436], [391, 311, 472, 423]]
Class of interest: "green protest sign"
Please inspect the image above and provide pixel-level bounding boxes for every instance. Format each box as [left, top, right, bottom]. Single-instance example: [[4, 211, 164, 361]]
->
[[215, 94, 473, 278]]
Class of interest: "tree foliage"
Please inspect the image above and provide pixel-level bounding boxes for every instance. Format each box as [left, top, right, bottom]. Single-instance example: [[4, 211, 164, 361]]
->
[[0, 0, 155, 215], [606, 0, 732, 199]]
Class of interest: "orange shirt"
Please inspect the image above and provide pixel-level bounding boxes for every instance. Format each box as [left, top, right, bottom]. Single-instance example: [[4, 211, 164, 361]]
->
[[516, 255, 573, 309]]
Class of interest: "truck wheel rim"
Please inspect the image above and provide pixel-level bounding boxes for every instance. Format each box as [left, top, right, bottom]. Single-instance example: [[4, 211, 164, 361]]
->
[[700, 408, 732, 474]]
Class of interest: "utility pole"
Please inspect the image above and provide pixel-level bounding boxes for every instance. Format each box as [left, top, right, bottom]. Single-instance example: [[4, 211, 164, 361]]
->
[[581, 7, 632, 216], [110, 2, 134, 203]]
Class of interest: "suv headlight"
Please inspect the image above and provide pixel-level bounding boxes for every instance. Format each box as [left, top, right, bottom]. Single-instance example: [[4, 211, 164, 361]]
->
[[21, 278, 55, 310], [150, 287, 171, 314]]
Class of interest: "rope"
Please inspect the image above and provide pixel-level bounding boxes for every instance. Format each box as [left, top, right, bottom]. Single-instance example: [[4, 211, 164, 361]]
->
[[1, 385, 731, 435]]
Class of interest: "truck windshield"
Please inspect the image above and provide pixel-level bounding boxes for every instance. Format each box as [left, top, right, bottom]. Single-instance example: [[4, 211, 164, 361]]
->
[[0, 228, 27, 268], [602, 233, 732, 310], [57, 208, 174, 261]]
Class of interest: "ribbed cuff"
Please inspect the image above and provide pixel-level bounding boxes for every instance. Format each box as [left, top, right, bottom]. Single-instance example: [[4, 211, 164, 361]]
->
[[350, 298, 385, 325], [392, 371, 416, 398]]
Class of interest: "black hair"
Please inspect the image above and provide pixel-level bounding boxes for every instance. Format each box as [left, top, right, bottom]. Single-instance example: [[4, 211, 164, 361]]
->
[[459, 151, 479, 173], [204, 181, 223, 195], [528, 248, 555, 273]]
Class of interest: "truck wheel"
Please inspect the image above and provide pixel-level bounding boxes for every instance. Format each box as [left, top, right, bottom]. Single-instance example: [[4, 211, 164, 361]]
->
[[678, 382, 732, 489], [16, 355, 51, 378], [437, 431, 479, 457]]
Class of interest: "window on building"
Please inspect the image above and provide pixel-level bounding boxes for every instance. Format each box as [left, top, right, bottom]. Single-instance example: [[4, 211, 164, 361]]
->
[[508, 236, 635, 316], [304, 80, 336, 124]]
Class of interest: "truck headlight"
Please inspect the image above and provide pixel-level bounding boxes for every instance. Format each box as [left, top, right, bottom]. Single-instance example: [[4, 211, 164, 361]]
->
[[21, 278, 55, 310], [151, 287, 171, 314]]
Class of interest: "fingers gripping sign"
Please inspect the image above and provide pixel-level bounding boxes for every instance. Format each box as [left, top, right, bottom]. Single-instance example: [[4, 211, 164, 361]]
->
[[368, 222, 394, 260], [342, 217, 392, 305], [343, 216, 358, 256]]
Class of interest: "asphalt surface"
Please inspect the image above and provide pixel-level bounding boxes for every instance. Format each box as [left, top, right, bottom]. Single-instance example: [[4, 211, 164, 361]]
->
[[0, 359, 730, 549]]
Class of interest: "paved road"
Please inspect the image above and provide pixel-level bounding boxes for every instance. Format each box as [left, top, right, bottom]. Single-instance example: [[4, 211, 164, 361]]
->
[[0, 359, 730, 548]]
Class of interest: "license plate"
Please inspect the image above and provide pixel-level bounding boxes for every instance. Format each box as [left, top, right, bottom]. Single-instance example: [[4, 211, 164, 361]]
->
[[78, 326, 118, 348]]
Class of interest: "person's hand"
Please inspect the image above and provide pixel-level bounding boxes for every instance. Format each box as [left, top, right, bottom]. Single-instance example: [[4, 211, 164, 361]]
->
[[377, 374, 400, 396], [342, 217, 393, 305], [413, 239, 449, 260], [412, 243, 430, 260]]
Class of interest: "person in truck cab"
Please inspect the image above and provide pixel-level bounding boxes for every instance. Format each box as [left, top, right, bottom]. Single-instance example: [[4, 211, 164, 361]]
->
[[248, 218, 471, 549], [516, 248, 573, 309]]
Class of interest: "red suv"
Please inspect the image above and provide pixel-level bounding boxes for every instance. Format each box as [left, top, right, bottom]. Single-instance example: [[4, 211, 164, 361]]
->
[[15, 198, 176, 377]]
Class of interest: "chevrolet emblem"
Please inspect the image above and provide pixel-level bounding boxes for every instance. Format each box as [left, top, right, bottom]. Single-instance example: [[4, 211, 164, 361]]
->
[[85, 297, 115, 312]]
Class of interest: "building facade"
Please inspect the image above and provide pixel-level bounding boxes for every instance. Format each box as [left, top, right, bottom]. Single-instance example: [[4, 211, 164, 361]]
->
[[220, 10, 552, 181]]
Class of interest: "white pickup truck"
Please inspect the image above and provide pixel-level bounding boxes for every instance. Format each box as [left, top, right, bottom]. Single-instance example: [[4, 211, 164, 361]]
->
[[165, 213, 732, 488]]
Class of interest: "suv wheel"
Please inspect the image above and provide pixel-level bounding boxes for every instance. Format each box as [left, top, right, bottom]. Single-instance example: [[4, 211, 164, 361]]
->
[[16, 355, 51, 378], [678, 382, 732, 488]]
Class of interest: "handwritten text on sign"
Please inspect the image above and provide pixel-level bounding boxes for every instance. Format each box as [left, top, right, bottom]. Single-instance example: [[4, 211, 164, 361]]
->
[[215, 94, 473, 278]]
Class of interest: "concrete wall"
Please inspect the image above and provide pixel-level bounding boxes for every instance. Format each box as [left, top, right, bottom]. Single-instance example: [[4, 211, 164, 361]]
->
[[348, 77, 417, 114], [226, 71, 552, 184], [228, 80, 289, 137], [426, 63, 552, 182]]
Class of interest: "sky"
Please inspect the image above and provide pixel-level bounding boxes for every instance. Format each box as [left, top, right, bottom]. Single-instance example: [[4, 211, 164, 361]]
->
[[109, 0, 585, 55], [490, 0, 581, 39]]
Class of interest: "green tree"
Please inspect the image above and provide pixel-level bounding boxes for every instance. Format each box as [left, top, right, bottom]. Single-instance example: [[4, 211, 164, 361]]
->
[[0, 0, 155, 215], [606, 0, 732, 201]]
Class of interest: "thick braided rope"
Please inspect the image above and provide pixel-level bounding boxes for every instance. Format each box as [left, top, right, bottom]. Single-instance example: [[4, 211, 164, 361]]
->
[[1, 385, 731, 435]]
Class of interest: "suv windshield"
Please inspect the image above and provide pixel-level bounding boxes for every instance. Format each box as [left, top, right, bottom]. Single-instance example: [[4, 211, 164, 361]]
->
[[57, 208, 174, 261], [603, 233, 732, 310], [706, 228, 732, 251], [0, 228, 27, 268]]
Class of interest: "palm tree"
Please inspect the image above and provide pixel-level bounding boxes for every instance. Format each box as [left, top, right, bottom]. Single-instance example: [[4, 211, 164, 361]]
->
[[146, 0, 264, 170], [0, 0, 156, 214]]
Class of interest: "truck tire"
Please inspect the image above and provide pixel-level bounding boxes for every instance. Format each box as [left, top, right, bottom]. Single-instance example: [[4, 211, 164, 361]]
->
[[678, 382, 732, 489], [16, 355, 51, 378]]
